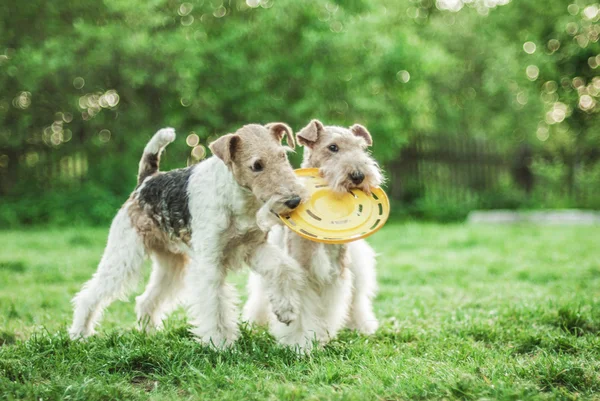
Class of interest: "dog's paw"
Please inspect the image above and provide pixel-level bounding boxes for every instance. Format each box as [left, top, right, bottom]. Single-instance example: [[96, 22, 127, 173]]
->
[[191, 328, 239, 349], [255, 205, 280, 233], [137, 319, 163, 334], [194, 336, 235, 350], [348, 318, 379, 335], [277, 334, 321, 355], [68, 327, 95, 341], [272, 306, 297, 326]]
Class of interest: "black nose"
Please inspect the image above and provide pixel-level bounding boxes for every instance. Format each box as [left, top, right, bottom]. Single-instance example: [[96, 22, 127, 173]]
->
[[284, 195, 301, 210], [349, 171, 365, 185]]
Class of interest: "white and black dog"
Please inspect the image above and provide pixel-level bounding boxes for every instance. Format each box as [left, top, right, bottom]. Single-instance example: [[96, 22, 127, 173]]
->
[[70, 124, 308, 348]]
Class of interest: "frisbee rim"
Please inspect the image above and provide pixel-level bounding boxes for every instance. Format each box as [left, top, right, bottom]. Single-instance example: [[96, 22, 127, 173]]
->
[[279, 168, 390, 244]]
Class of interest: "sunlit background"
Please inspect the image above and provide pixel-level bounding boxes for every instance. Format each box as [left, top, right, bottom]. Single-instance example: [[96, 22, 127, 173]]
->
[[1, 0, 599, 225]]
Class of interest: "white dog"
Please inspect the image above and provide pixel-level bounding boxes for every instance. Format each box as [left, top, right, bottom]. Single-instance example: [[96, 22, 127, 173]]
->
[[244, 119, 382, 351], [69, 123, 308, 348]]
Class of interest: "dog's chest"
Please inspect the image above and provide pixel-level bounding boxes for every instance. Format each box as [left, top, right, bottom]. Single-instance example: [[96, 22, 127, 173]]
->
[[313, 244, 348, 284], [288, 235, 348, 284]]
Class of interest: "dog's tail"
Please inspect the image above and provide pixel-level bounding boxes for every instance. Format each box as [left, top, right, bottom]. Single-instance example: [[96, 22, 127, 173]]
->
[[137, 127, 176, 185]]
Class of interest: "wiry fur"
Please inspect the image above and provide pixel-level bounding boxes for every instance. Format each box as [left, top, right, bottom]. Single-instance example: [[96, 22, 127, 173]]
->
[[70, 124, 308, 348], [244, 120, 382, 352], [138, 127, 176, 185]]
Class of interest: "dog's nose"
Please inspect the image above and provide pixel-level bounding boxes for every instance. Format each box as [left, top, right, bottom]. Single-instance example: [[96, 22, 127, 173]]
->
[[284, 195, 302, 210], [349, 171, 365, 185]]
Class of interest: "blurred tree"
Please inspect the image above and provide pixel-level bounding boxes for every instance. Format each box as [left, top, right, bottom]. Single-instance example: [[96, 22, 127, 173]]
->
[[0, 0, 598, 225]]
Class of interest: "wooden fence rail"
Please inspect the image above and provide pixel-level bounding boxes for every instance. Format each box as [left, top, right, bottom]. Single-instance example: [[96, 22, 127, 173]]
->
[[3, 134, 599, 211], [388, 135, 513, 203]]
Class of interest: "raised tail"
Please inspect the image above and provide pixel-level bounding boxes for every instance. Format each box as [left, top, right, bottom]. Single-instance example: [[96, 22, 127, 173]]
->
[[137, 127, 176, 185]]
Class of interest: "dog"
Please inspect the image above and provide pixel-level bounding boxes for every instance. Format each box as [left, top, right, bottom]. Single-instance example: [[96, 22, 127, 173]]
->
[[244, 119, 382, 351], [69, 124, 308, 348]]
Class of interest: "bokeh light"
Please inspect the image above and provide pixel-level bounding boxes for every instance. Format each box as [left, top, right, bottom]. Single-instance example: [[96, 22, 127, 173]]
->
[[543, 81, 557, 94], [260, 0, 273, 9], [186, 133, 200, 147], [12, 91, 31, 109], [568, 4, 579, 16], [191, 145, 206, 160], [397, 70, 410, 83], [25, 151, 39, 167], [523, 41, 536, 54], [545, 102, 569, 124], [436, 0, 510, 12], [526, 65, 539, 81], [98, 129, 111, 143], [178, 2, 193, 16], [566, 22, 579, 35], [213, 5, 226, 18], [536, 124, 549, 141], [330, 21, 343, 33], [579, 94, 595, 111], [73, 77, 85, 89], [77, 90, 120, 121], [583, 5, 599, 20], [547, 39, 560, 52], [181, 15, 195, 26]]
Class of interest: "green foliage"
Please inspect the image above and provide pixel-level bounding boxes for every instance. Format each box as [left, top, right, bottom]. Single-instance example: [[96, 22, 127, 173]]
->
[[2, 223, 600, 399], [0, 0, 598, 225]]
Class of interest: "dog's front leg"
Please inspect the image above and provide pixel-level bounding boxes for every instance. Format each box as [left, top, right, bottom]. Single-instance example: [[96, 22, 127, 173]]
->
[[186, 252, 240, 349], [248, 243, 305, 325]]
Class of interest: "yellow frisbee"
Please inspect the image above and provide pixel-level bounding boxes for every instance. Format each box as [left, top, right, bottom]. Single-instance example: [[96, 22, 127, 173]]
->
[[279, 168, 390, 244]]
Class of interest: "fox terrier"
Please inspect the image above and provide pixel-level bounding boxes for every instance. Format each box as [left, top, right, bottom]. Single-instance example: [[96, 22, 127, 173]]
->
[[244, 119, 383, 351], [69, 123, 308, 348]]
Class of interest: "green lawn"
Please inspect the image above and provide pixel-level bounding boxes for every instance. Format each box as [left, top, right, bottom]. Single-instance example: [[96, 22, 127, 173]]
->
[[1, 223, 599, 400]]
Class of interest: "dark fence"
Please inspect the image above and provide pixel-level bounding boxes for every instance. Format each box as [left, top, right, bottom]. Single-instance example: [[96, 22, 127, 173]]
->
[[387, 134, 600, 214], [389, 135, 510, 201], [2, 132, 599, 225]]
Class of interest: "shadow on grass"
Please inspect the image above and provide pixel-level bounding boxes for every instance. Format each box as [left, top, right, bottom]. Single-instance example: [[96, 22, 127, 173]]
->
[[0, 323, 361, 386], [546, 306, 600, 337], [0, 260, 26, 273]]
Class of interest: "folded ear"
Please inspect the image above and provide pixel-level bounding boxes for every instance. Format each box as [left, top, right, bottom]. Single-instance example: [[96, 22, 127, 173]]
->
[[265, 122, 295, 149], [350, 124, 372, 146], [209, 133, 240, 165], [296, 119, 324, 148]]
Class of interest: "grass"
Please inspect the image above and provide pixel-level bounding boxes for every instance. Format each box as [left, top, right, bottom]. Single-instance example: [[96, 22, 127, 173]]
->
[[1, 222, 599, 400]]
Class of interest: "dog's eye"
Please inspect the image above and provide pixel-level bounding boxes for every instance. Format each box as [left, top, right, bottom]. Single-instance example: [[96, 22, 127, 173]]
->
[[328, 144, 339, 153], [251, 161, 264, 172]]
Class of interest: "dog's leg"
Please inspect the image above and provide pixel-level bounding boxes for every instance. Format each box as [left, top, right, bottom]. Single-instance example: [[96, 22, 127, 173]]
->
[[321, 269, 354, 338], [186, 253, 240, 349], [346, 240, 379, 334], [135, 251, 187, 332], [242, 272, 272, 326], [269, 285, 323, 354], [242, 225, 285, 326], [269, 251, 351, 353], [69, 207, 146, 339], [247, 243, 305, 327]]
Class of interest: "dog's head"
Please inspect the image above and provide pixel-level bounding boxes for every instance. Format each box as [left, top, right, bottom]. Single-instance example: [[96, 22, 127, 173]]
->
[[297, 119, 383, 195], [209, 123, 307, 215]]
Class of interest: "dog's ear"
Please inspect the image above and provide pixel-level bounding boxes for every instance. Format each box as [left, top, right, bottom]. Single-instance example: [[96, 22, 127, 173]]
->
[[297, 119, 324, 148], [350, 124, 372, 146], [265, 122, 295, 149], [209, 133, 240, 164]]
